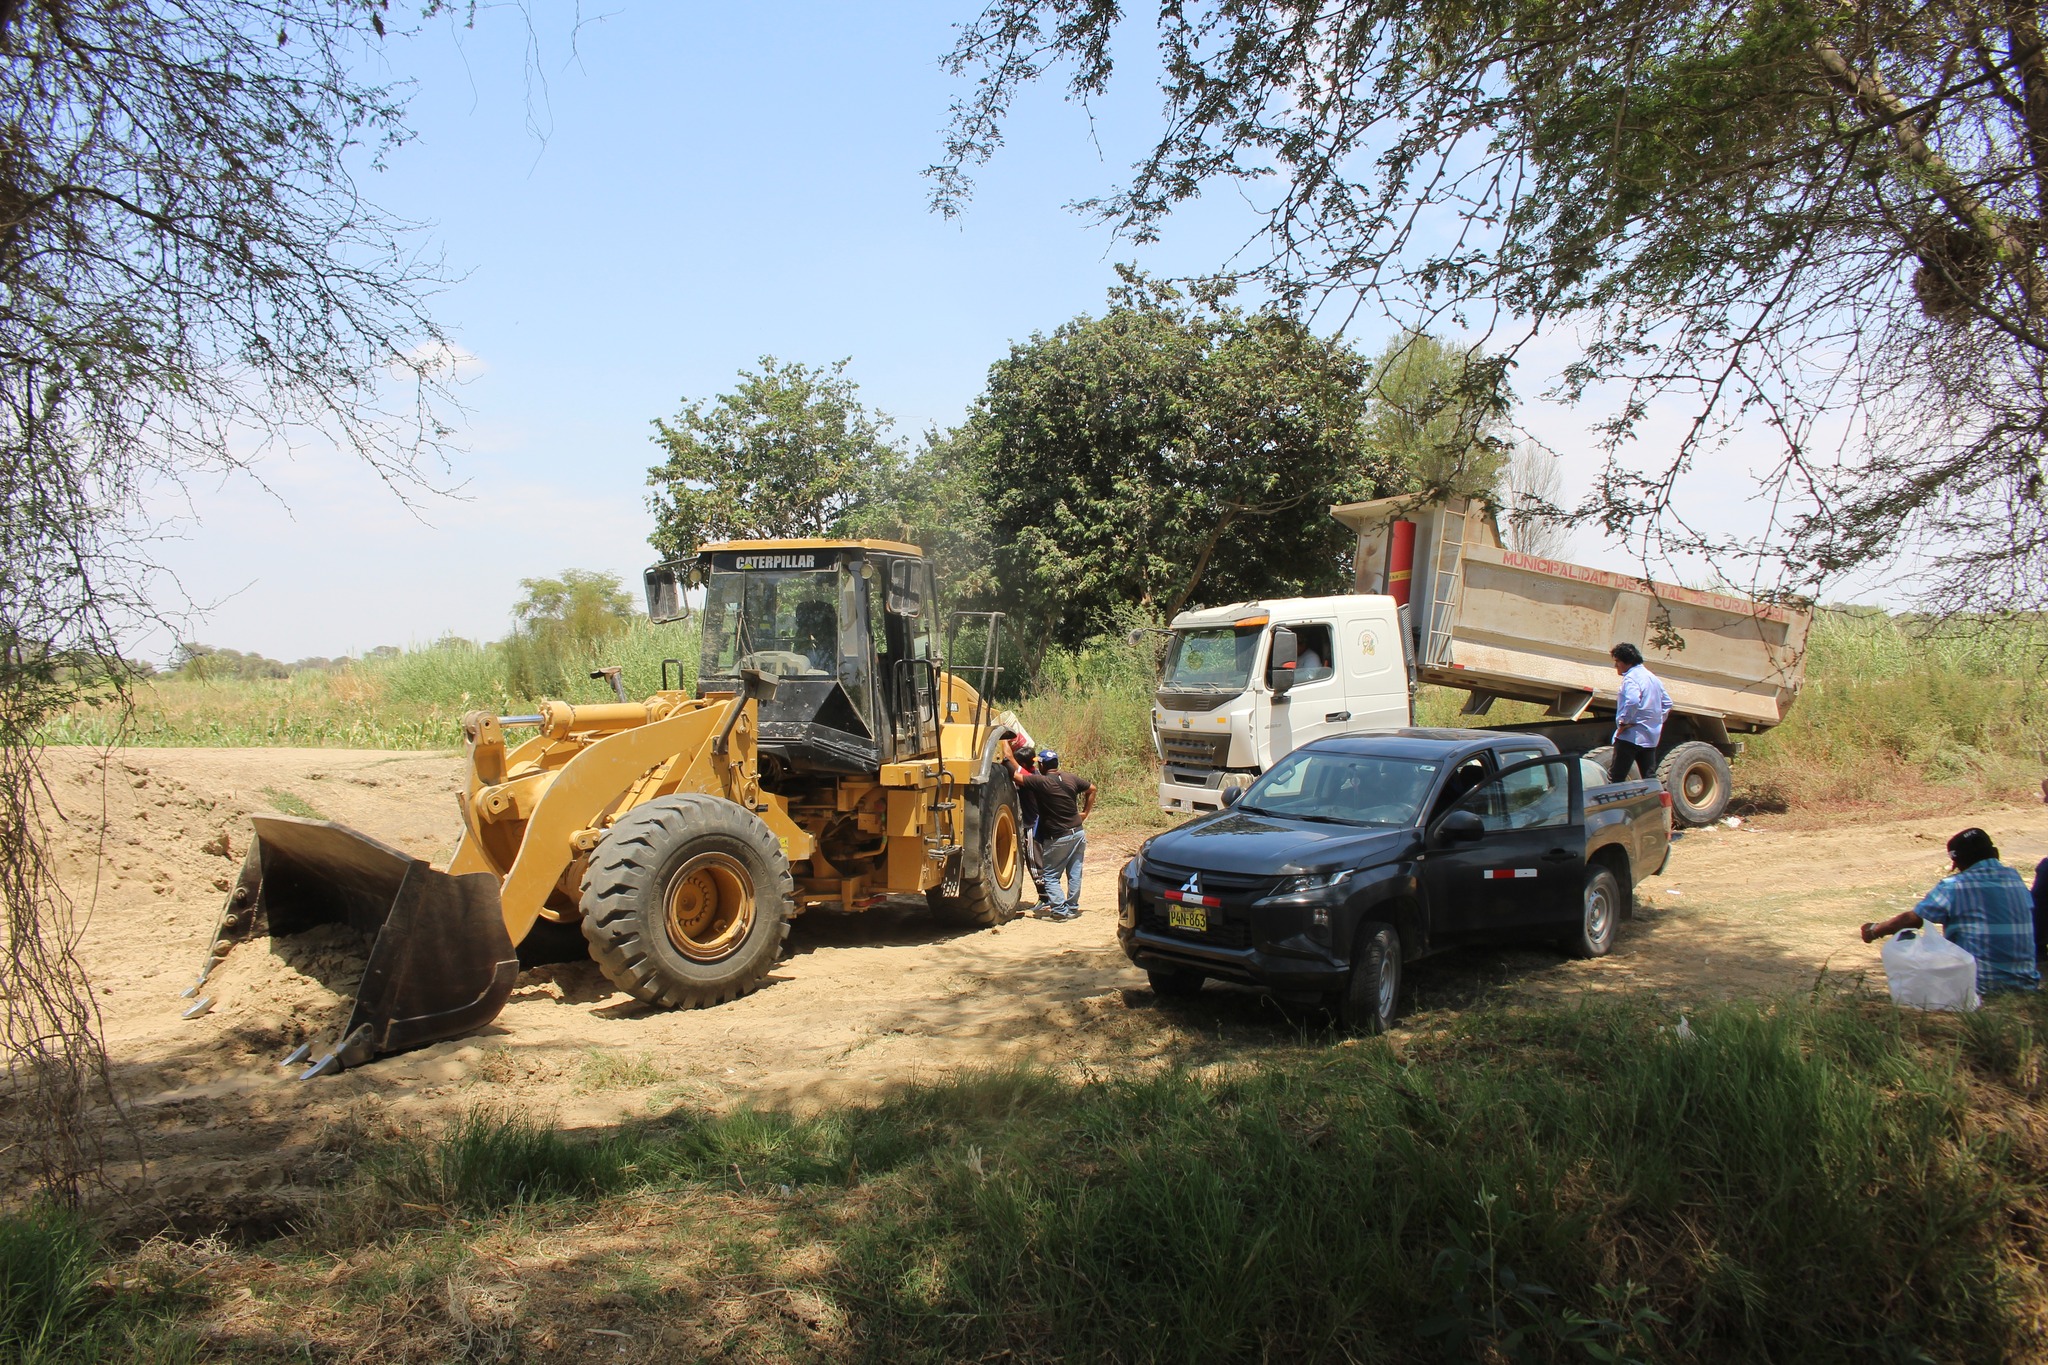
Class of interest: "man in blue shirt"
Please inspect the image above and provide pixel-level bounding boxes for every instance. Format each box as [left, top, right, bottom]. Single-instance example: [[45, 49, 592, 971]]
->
[[2035, 778, 2046, 963], [1606, 643, 1673, 782], [1861, 827, 2040, 995]]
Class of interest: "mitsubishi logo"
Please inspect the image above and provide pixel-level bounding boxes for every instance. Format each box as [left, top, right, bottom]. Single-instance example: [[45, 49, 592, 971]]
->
[[1181, 872, 1202, 897]]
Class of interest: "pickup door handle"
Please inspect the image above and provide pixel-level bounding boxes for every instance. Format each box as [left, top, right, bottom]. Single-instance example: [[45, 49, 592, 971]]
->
[[1325, 711, 1351, 722], [1542, 849, 1576, 863]]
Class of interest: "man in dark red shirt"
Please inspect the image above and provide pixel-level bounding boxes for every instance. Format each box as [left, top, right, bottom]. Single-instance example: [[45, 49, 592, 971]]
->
[[1007, 747, 1095, 920], [1011, 739, 1050, 904]]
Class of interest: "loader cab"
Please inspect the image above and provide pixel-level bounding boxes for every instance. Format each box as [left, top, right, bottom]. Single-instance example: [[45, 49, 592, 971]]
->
[[683, 540, 941, 777]]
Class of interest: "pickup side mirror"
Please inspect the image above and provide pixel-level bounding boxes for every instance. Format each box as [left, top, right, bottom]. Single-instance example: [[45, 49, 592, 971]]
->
[[1436, 810, 1484, 843], [1270, 626, 1298, 694], [1221, 785, 1243, 808], [643, 562, 691, 624]]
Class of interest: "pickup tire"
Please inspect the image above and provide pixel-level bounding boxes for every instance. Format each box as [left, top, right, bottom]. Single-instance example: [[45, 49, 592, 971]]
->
[[1583, 745, 1618, 781], [1569, 866, 1621, 958], [1658, 741, 1734, 826], [1147, 966, 1206, 998], [1336, 923, 1402, 1034]]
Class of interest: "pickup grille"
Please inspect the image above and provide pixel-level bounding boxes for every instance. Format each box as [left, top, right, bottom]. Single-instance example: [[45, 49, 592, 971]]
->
[[1133, 858, 1273, 952], [1159, 731, 1229, 768]]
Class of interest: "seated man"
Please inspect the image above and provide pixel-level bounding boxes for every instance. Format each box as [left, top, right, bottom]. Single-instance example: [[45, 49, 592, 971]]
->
[[1861, 827, 2040, 995]]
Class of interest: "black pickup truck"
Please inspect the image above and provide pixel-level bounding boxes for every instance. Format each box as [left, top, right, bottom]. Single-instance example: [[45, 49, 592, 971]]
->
[[1116, 728, 1672, 1032]]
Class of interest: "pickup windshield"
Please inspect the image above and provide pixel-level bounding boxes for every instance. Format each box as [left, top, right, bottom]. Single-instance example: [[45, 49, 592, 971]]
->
[[1239, 751, 1441, 826], [1162, 626, 1261, 691]]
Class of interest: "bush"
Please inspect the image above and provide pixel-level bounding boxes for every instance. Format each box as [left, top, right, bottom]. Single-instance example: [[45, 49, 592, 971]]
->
[[0, 1207, 101, 1363], [374, 1108, 642, 1216]]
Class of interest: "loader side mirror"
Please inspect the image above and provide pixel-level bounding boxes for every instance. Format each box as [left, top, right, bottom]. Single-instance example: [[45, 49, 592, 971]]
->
[[644, 562, 690, 624], [887, 559, 923, 617], [1269, 626, 1298, 694]]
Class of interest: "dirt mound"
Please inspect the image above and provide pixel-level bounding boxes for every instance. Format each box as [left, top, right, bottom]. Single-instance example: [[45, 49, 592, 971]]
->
[[198, 923, 369, 1062]]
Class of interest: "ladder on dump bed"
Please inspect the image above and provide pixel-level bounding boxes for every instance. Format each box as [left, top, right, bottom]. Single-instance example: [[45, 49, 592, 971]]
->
[[1423, 500, 1468, 668]]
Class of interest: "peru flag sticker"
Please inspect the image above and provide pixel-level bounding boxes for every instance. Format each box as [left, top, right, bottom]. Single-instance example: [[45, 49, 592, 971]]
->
[[1483, 868, 1538, 880]]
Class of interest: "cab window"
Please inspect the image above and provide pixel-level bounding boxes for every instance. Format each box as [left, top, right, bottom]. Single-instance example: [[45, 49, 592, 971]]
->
[[1451, 759, 1571, 832]]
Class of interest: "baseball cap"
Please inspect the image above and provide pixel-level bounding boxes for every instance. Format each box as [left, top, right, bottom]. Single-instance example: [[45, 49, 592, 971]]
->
[[1038, 748, 1059, 767]]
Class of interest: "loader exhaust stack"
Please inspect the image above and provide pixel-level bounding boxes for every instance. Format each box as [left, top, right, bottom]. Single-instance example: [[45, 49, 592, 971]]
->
[[190, 815, 519, 1077]]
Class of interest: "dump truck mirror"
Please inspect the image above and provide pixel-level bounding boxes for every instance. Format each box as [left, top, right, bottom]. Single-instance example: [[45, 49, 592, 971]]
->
[[1270, 626, 1298, 693], [643, 562, 690, 624]]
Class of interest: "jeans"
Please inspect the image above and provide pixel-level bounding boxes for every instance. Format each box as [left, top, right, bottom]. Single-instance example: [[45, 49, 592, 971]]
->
[[1024, 829, 1048, 900], [1040, 830, 1086, 915], [1608, 740, 1657, 783]]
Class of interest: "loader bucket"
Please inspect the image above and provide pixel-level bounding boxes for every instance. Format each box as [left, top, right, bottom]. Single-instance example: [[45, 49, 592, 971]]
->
[[193, 815, 519, 1075]]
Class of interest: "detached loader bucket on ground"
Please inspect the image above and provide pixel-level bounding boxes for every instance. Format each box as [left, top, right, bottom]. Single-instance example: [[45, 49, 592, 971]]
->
[[187, 815, 519, 1078]]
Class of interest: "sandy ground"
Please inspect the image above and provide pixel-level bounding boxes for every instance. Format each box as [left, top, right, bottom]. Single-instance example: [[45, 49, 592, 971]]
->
[[32, 745, 2048, 1222]]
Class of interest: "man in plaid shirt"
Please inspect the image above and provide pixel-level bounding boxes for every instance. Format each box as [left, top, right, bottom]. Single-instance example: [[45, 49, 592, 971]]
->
[[1862, 828, 2040, 995]]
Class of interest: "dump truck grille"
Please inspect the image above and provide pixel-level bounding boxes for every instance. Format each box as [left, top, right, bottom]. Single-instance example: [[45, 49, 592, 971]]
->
[[1159, 732, 1230, 768]]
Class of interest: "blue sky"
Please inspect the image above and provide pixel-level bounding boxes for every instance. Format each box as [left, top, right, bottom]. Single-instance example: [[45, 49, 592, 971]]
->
[[138, 2, 1838, 662]]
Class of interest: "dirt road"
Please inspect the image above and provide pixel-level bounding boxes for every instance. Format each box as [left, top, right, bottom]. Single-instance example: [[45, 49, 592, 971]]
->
[[33, 745, 2048, 1218]]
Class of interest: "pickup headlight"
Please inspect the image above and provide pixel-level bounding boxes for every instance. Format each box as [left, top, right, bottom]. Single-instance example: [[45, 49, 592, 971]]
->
[[1270, 869, 1354, 896]]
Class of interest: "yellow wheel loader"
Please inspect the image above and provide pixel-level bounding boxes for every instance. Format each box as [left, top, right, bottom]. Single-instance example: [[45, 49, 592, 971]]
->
[[182, 540, 1028, 1076]]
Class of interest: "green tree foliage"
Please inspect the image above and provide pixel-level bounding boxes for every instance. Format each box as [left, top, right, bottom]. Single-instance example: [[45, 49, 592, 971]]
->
[[646, 357, 901, 560], [934, 0, 2048, 614], [846, 423, 996, 605], [505, 570, 637, 698], [1366, 332, 1512, 500], [968, 273, 1389, 651]]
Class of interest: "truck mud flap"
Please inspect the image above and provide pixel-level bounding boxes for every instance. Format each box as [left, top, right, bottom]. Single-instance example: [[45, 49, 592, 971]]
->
[[186, 814, 518, 1077]]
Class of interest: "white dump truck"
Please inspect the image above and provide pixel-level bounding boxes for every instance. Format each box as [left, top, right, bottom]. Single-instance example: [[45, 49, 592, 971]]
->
[[1152, 495, 1812, 826]]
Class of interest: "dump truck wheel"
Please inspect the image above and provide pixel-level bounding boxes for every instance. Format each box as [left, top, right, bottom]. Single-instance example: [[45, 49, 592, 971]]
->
[[927, 780, 1026, 928], [1658, 741, 1734, 826], [580, 795, 793, 1009]]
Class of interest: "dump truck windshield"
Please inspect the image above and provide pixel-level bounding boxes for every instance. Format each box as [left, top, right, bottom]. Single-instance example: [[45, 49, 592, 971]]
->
[[701, 569, 845, 682], [1162, 626, 1261, 691]]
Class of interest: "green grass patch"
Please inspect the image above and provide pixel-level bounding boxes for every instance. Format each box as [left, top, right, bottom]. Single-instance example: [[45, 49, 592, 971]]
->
[[369, 1107, 643, 1217], [577, 1049, 669, 1091], [0, 1207, 198, 1365], [258, 787, 323, 821], [218, 995, 2047, 1363]]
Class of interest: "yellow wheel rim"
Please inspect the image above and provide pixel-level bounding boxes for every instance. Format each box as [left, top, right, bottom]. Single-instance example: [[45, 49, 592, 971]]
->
[[991, 803, 1020, 890], [663, 852, 756, 962]]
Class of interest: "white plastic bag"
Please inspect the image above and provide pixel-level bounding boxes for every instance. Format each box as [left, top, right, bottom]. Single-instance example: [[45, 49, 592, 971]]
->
[[1881, 927, 1981, 1012]]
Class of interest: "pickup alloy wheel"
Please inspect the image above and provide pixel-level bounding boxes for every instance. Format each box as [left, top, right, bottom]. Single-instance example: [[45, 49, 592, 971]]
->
[[1570, 866, 1621, 959], [1339, 922, 1402, 1034]]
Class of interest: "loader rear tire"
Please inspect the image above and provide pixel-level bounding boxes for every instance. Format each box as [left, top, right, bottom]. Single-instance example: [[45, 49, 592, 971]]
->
[[927, 780, 1026, 928], [579, 795, 793, 1009]]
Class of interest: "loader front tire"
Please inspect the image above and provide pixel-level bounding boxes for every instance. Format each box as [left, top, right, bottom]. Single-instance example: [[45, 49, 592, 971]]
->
[[927, 779, 1026, 928], [580, 795, 793, 1009]]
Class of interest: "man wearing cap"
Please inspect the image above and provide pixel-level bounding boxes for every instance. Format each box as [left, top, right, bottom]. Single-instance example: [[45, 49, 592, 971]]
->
[[1607, 643, 1673, 782], [1006, 747, 1096, 921], [1861, 827, 2040, 994], [1010, 738, 1050, 905]]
